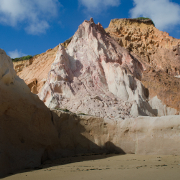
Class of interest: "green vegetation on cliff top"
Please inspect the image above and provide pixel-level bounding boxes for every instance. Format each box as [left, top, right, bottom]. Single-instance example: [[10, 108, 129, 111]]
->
[[134, 17, 155, 26], [12, 55, 33, 62]]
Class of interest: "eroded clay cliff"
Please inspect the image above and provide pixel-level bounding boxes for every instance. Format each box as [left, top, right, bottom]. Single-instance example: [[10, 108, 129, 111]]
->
[[1, 48, 180, 177], [106, 18, 180, 113], [16, 46, 58, 94], [15, 18, 180, 116], [38, 19, 157, 119]]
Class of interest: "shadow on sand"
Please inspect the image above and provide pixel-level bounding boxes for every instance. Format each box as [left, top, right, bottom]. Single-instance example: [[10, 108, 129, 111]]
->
[[3, 110, 126, 178]]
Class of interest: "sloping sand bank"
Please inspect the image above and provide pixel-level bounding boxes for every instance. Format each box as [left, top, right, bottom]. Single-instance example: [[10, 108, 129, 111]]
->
[[3, 154, 180, 180]]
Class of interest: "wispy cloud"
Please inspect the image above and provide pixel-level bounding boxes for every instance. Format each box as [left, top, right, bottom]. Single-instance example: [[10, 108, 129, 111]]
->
[[8, 49, 27, 58], [79, 0, 120, 14], [0, 0, 60, 35], [130, 0, 180, 31]]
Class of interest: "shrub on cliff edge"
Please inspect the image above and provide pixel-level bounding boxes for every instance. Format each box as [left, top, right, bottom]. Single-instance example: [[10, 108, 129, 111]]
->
[[12, 55, 33, 62], [135, 17, 155, 26]]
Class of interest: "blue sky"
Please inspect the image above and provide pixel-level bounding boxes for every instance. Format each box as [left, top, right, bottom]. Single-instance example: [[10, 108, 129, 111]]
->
[[0, 0, 180, 58]]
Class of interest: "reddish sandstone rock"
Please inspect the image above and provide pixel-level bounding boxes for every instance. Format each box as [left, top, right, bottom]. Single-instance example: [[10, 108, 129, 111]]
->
[[39, 19, 156, 119]]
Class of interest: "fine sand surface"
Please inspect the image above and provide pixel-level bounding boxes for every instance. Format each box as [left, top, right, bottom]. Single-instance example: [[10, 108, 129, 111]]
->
[[3, 154, 180, 180]]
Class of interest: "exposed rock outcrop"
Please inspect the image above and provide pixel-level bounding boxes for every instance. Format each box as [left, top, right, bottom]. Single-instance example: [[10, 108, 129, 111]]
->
[[106, 18, 180, 114], [39, 19, 156, 119]]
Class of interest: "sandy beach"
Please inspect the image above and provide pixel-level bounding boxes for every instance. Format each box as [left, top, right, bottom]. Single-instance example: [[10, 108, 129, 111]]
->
[[2, 154, 180, 180]]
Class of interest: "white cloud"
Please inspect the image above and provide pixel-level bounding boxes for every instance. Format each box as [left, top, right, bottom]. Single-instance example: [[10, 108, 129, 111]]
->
[[8, 49, 27, 58], [25, 21, 50, 35], [130, 0, 180, 30], [79, 0, 120, 13], [0, 0, 60, 35]]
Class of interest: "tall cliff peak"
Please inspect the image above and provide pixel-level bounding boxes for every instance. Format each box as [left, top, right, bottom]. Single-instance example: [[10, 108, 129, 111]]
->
[[39, 19, 156, 119]]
